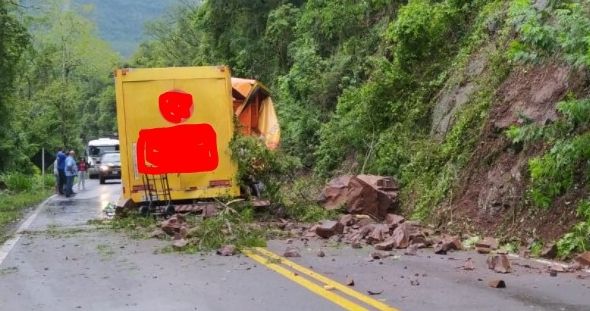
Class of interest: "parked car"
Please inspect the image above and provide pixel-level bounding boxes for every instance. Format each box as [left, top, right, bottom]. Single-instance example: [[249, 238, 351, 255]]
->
[[86, 138, 119, 178], [98, 152, 121, 184]]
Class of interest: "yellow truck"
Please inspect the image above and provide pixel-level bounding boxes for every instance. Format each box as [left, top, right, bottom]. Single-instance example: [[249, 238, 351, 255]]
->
[[114, 66, 240, 213]]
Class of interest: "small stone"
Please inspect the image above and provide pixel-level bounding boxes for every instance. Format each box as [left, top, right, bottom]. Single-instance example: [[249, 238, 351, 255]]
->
[[374, 238, 395, 251], [216, 245, 237, 256], [540, 243, 558, 259], [385, 214, 405, 226], [283, 247, 301, 258], [488, 279, 506, 288], [367, 289, 383, 295], [370, 251, 390, 260], [487, 254, 511, 273], [148, 228, 167, 239], [476, 237, 499, 250], [476, 247, 491, 254], [463, 258, 475, 271], [339, 214, 355, 226], [172, 238, 188, 249], [315, 220, 344, 239], [317, 250, 326, 258], [345, 276, 355, 286], [351, 240, 362, 249], [404, 244, 418, 256]]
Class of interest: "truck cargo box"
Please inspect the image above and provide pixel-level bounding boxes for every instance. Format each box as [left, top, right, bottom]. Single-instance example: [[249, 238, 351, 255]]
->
[[114, 66, 240, 205]]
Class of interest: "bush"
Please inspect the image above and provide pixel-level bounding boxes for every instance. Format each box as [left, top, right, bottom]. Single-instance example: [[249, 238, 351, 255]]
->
[[556, 199, 590, 258], [230, 135, 300, 202], [1, 172, 33, 193], [528, 133, 590, 208], [507, 0, 590, 67], [386, 0, 459, 69]]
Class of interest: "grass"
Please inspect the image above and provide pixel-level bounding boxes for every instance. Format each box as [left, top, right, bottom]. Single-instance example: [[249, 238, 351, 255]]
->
[[0, 189, 52, 243], [99, 207, 268, 254]]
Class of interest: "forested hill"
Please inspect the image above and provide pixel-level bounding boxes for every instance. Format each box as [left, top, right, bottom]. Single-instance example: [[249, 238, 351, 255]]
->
[[23, 0, 178, 57], [75, 0, 178, 57]]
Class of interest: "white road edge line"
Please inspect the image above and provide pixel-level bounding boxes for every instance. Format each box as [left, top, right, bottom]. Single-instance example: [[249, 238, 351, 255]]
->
[[0, 194, 57, 266], [508, 253, 590, 273]]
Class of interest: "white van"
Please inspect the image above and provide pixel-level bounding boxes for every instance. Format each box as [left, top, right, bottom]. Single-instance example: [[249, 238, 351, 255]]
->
[[86, 138, 119, 178]]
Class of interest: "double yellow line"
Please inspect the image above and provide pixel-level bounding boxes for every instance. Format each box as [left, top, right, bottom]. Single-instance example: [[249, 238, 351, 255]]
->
[[242, 247, 400, 311]]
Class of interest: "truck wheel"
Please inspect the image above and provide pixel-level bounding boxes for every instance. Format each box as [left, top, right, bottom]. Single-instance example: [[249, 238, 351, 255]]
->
[[139, 205, 149, 216], [165, 205, 175, 216]]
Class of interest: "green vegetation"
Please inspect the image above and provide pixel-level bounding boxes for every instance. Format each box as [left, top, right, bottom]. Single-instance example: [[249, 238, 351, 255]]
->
[[557, 199, 590, 258], [0, 173, 52, 242], [230, 134, 300, 203]]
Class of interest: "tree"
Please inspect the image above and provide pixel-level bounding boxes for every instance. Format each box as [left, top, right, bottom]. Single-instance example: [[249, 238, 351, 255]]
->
[[0, 1, 29, 170]]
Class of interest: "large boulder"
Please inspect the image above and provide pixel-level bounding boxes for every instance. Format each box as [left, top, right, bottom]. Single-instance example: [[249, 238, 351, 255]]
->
[[319, 175, 352, 210], [319, 175, 399, 220]]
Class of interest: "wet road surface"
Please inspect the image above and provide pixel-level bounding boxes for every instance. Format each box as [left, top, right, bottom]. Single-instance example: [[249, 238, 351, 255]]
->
[[0, 179, 589, 310]]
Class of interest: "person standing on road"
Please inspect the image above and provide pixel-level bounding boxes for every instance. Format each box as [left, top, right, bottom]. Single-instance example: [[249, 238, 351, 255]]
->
[[53, 159, 59, 194], [56, 148, 67, 195], [64, 150, 78, 197], [77, 159, 87, 191]]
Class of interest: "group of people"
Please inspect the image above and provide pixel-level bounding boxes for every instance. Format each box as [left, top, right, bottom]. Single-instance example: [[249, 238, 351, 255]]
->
[[54, 149, 88, 197]]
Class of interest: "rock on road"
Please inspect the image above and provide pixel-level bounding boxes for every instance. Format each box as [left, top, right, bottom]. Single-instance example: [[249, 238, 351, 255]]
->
[[0, 179, 589, 311]]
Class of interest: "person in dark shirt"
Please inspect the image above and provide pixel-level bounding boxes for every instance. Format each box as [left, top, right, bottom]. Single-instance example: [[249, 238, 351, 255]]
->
[[56, 148, 67, 195]]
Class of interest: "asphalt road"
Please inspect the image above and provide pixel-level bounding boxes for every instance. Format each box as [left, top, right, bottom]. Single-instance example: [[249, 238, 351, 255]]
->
[[0, 179, 589, 311]]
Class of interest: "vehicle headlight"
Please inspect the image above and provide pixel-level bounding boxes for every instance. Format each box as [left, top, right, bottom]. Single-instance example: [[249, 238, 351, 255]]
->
[[100, 165, 109, 171]]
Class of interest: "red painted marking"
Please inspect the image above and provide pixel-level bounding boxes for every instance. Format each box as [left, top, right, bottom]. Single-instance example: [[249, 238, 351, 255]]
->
[[137, 124, 218, 174], [159, 91, 194, 124]]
